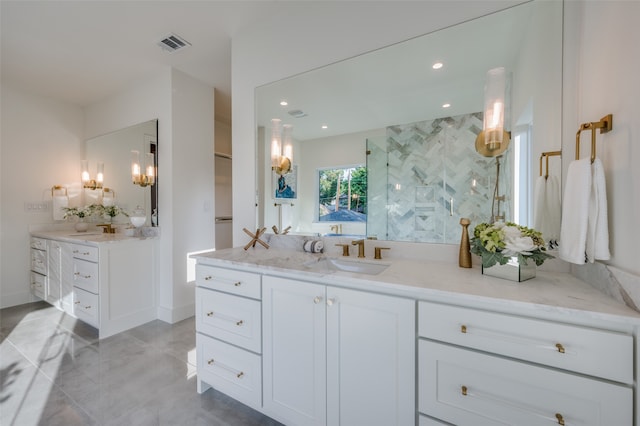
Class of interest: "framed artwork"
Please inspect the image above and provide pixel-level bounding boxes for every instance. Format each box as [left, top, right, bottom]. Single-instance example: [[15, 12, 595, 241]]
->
[[274, 165, 297, 203]]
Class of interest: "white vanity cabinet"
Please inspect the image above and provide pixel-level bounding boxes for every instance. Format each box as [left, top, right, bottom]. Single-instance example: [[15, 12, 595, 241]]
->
[[262, 275, 415, 426], [418, 301, 634, 425], [195, 264, 263, 410], [29, 233, 156, 339]]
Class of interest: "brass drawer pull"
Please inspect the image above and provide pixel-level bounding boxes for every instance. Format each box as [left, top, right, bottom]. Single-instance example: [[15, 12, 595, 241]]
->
[[75, 301, 81, 304], [204, 275, 213, 280], [461, 325, 467, 333], [85, 305, 91, 309], [234, 281, 241, 286], [555, 413, 565, 425], [555, 343, 565, 353], [207, 358, 245, 378], [461, 385, 468, 396]]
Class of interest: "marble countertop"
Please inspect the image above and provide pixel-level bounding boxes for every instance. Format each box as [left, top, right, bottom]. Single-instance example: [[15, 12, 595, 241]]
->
[[194, 246, 640, 326], [31, 229, 153, 245]]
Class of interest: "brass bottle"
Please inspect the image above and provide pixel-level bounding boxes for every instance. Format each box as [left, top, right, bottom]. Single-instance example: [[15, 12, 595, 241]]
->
[[459, 218, 472, 268]]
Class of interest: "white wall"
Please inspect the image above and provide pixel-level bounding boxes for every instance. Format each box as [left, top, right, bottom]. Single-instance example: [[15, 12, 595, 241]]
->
[[0, 85, 84, 308], [231, 1, 524, 247], [563, 1, 640, 277], [85, 67, 214, 322]]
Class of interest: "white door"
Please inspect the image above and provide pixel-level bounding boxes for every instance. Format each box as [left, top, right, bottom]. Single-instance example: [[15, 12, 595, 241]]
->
[[326, 287, 415, 426], [262, 276, 326, 426]]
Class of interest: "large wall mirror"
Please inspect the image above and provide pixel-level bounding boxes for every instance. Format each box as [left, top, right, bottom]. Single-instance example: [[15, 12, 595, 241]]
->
[[256, 0, 562, 243], [85, 119, 158, 226]]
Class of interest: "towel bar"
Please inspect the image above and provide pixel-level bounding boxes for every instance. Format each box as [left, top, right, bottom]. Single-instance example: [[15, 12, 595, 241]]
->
[[539, 151, 562, 179], [575, 114, 613, 163]]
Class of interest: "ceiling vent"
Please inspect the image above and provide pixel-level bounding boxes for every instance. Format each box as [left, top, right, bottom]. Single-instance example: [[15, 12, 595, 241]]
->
[[158, 33, 191, 53], [288, 109, 308, 118]]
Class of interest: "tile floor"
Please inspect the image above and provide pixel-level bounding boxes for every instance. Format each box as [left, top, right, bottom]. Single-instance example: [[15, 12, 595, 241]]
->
[[0, 301, 281, 426]]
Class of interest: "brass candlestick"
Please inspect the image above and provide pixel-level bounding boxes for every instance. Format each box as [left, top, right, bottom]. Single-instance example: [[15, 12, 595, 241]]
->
[[459, 218, 472, 268]]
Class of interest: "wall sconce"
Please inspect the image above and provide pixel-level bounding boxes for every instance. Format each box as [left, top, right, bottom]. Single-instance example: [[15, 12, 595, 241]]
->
[[475, 67, 511, 157], [131, 150, 155, 187], [81, 160, 104, 189], [271, 118, 293, 175]]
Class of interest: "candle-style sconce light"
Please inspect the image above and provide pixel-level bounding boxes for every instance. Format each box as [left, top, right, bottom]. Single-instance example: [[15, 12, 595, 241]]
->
[[131, 150, 155, 187], [81, 160, 104, 190]]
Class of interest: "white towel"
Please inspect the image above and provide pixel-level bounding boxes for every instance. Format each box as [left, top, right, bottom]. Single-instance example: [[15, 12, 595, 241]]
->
[[559, 159, 591, 264], [533, 175, 561, 248], [545, 174, 562, 246], [586, 158, 610, 262], [52, 195, 68, 221]]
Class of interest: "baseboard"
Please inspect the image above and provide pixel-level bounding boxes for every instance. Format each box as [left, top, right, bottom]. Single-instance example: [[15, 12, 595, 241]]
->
[[157, 302, 195, 324], [0, 291, 38, 309]]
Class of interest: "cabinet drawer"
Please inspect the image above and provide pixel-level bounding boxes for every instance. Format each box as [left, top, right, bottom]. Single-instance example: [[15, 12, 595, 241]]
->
[[418, 340, 632, 426], [31, 248, 47, 275], [73, 287, 99, 327], [31, 237, 47, 250], [196, 333, 261, 408], [70, 244, 98, 262], [30, 272, 46, 299], [418, 301, 633, 383], [196, 265, 260, 299], [418, 415, 452, 426], [196, 287, 261, 353], [73, 259, 99, 294]]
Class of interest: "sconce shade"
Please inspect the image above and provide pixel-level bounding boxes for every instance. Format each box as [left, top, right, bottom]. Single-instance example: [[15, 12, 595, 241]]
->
[[270, 118, 293, 175], [81, 159, 104, 189], [476, 66, 510, 157], [131, 150, 155, 187]]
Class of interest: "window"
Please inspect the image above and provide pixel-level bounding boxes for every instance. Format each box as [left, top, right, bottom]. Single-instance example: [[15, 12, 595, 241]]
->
[[318, 166, 367, 222]]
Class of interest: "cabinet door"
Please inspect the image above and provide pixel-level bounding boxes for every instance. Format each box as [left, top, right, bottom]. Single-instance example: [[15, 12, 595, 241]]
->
[[60, 242, 74, 314], [326, 287, 415, 426], [419, 340, 632, 426], [262, 276, 326, 426], [46, 240, 62, 306]]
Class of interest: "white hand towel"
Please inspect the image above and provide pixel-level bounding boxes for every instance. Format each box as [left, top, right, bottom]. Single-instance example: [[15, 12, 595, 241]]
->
[[545, 174, 562, 245], [586, 158, 610, 262], [559, 159, 591, 264], [52, 195, 68, 221], [533, 174, 561, 248], [533, 176, 546, 232]]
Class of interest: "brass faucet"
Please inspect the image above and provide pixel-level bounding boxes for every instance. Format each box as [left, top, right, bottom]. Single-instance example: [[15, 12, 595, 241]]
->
[[351, 239, 365, 258], [335, 244, 350, 256], [374, 247, 390, 260], [97, 223, 115, 234], [330, 224, 342, 234]]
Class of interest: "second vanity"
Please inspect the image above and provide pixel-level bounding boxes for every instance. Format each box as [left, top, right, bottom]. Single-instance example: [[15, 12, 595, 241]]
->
[[30, 230, 156, 339], [193, 240, 640, 426]]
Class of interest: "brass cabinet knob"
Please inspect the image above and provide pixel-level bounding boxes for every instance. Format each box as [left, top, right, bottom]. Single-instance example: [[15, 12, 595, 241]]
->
[[461, 325, 467, 333], [555, 343, 565, 353], [555, 413, 565, 425], [461, 385, 468, 396]]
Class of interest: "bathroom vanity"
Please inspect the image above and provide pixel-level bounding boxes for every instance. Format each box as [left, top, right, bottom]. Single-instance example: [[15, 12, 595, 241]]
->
[[30, 230, 155, 339], [193, 241, 640, 426]]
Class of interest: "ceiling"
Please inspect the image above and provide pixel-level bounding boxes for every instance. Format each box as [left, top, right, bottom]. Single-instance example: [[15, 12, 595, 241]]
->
[[0, 1, 286, 121]]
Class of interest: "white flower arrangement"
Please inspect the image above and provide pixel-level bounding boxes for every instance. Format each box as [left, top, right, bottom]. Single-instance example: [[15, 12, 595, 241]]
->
[[470, 222, 554, 268]]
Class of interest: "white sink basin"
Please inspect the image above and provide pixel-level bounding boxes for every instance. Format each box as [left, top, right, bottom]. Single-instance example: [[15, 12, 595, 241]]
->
[[304, 257, 389, 275]]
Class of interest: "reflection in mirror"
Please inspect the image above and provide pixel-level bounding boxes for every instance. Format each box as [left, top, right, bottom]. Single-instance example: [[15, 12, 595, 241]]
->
[[85, 119, 158, 226], [256, 0, 562, 243]]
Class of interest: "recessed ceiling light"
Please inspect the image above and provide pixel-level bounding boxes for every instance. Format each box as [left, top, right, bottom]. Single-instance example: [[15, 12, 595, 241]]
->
[[432, 62, 443, 70], [321, 125, 328, 129], [280, 100, 288, 106], [442, 103, 451, 108]]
